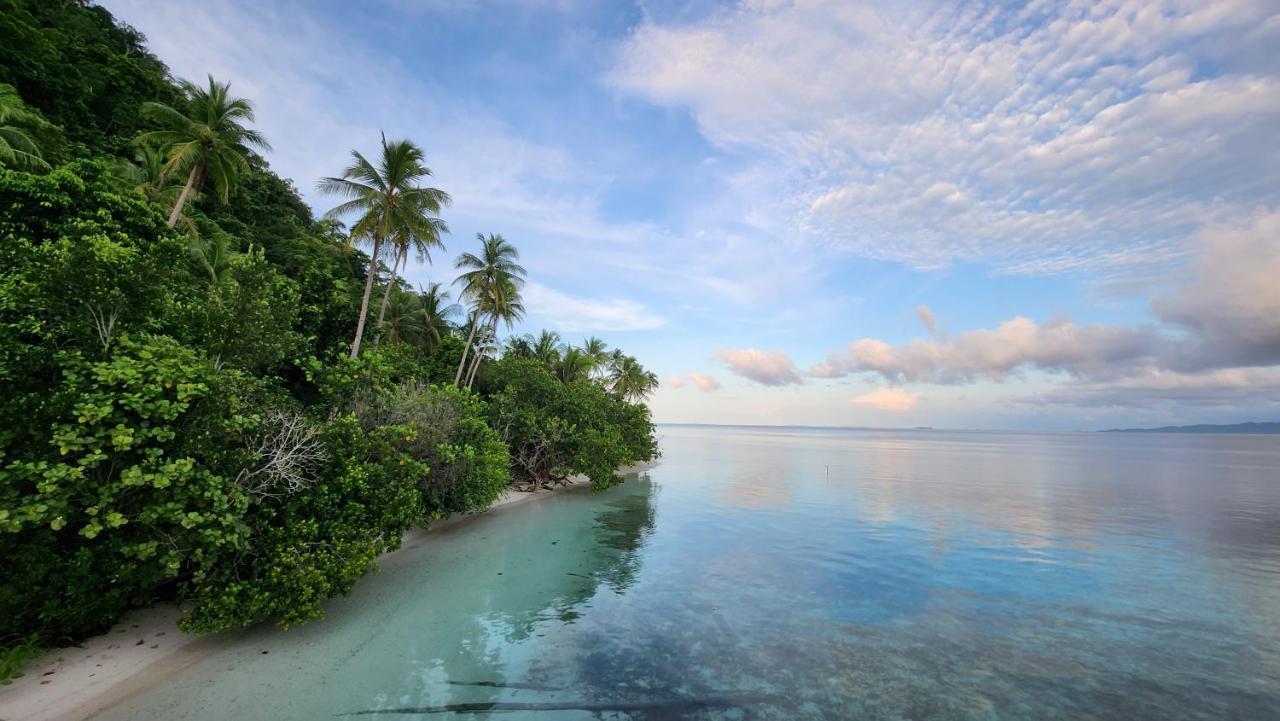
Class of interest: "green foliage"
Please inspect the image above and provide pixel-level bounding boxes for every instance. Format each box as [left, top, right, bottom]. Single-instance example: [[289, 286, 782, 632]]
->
[[0, 0, 657, 676], [0, 337, 253, 641], [487, 359, 657, 490], [178, 246, 304, 372], [0, 634, 42, 684], [180, 413, 421, 632], [0, 0, 178, 157], [351, 382, 509, 518]]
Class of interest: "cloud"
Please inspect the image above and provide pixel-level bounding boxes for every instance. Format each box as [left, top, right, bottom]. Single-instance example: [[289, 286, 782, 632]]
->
[[686, 372, 722, 392], [1021, 368, 1280, 410], [831, 318, 1161, 385], [523, 281, 666, 332], [612, 0, 1280, 274], [851, 388, 918, 412], [1150, 209, 1280, 369], [664, 375, 685, 389], [810, 210, 1280, 395], [915, 305, 938, 337], [715, 348, 804, 386]]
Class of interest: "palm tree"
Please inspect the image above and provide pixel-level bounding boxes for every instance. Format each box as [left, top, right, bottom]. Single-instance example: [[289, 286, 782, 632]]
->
[[0, 84, 50, 171], [318, 135, 450, 358], [453, 233, 526, 385], [188, 231, 241, 284], [110, 144, 200, 234], [532, 330, 564, 369], [581, 336, 610, 380], [418, 282, 460, 354], [609, 353, 659, 402], [374, 203, 448, 342], [379, 287, 426, 346], [464, 275, 526, 388], [135, 75, 270, 227], [556, 346, 595, 384]]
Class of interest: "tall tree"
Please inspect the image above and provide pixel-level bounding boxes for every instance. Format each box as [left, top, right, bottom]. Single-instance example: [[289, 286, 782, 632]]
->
[[318, 135, 450, 357], [0, 84, 50, 171], [609, 353, 660, 402], [135, 75, 270, 227], [532, 330, 564, 368], [110, 144, 201, 234], [464, 276, 525, 388], [374, 205, 448, 342], [453, 233, 526, 385], [417, 282, 460, 354], [581, 336, 610, 379]]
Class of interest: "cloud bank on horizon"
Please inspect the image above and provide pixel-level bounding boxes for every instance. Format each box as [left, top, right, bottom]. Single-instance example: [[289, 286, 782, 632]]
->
[[99, 0, 1280, 429]]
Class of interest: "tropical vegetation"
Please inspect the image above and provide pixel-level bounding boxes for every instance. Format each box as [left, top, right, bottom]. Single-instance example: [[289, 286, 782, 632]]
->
[[0, 0, 657, 679]]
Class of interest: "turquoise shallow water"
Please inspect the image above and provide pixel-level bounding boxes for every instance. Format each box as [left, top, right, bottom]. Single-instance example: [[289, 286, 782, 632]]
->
[[92, 425, 1280, 720]]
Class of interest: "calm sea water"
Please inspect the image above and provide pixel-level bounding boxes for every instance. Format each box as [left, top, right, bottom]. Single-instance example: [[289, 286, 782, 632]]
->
[[93, 425, 1280, 720]]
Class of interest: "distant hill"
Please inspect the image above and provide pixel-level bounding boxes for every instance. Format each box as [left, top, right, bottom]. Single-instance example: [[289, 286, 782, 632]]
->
[[1101, 421, 1280, 434]]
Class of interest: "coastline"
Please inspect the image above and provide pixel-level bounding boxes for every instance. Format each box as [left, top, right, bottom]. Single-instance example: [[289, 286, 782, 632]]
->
[[0, 463, 655, 721]]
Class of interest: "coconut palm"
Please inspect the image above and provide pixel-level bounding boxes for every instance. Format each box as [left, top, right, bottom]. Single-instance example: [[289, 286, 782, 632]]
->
[[609, 353, 659, 402], [379, 287, 426, 347], [135, 75, 270, 227], [110, 144, 200, 234], [318, 135, 450, 358], [417, 282, 460, 354], [453, 233, 526, 385], [556, 347, 595, 385], [188, 231, 241, 284], [464, 276, 526, 388], [374, 205, 448, 342], [503, 334, 535, 359], [532, 330, 564, 369], [0, 84, 50, 171], [581, 336, 610, 380]]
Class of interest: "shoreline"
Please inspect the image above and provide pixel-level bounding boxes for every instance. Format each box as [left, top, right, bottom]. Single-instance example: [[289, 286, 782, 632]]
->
[[0, 463, 655, 721]]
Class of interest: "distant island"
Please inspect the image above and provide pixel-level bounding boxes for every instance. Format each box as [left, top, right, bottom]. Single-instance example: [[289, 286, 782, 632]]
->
[[1101, 422, 1280, 434]]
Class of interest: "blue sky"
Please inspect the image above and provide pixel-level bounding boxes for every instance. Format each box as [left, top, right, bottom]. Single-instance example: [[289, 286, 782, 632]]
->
[[100, 0, 1280, 430]]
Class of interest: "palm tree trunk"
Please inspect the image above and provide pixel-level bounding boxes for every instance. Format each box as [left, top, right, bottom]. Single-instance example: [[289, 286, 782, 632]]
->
[[167, 166, 199, 228], [372, 246, 404, 347], [465, 316, 496, 388], [350, 235, 382, 359], [454, 312, 481, 385]]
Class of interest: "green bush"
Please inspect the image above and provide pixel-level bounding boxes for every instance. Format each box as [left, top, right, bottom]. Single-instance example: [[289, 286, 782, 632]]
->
[[179, 413, 423, 632], [487, 359, 657, 490], [0, 336, 253, 641], [351, 381, 509, 518]]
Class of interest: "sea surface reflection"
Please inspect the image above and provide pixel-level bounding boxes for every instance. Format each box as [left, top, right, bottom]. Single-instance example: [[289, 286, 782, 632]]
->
[[92, 426, 1280, 720]]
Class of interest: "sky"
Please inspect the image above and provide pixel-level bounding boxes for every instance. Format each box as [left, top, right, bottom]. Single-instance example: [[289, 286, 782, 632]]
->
[[98, 0, 1280, 430]]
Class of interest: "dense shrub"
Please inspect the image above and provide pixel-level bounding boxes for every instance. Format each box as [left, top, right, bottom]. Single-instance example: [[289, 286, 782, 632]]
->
[[0, 336, 254, 641], [179, 414, 422, 632], [487, 359, 657, 490], [351, 381, 509, 518]]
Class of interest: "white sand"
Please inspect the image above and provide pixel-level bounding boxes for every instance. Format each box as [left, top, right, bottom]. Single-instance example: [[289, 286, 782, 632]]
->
[[0, 463, 654, 721]]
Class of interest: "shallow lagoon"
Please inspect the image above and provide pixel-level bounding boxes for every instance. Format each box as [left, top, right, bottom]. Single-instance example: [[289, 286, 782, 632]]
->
[[93, 425, 1280, 720]]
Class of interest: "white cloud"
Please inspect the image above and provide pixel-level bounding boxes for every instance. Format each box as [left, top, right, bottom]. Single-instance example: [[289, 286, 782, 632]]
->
[[716, 347, 804, 386], [664, 374, 686, 389], [1151, 209, 1280, 369], [612, 0, 1280, 274], [809, 210, 1280, 404], [523, 281, 666, 332], [851, 388, 919, 412], [686, 372, 722, 393], [826, 317, 1160, 385]]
